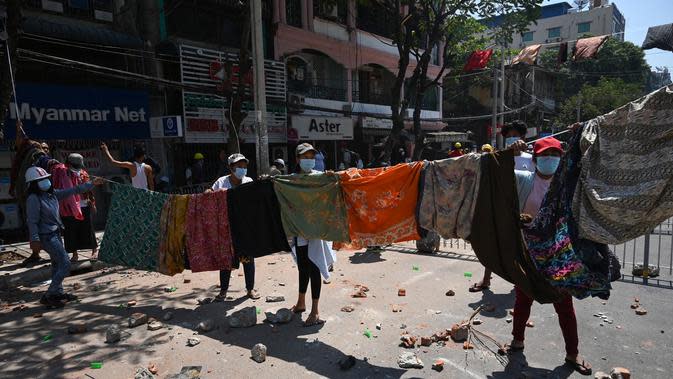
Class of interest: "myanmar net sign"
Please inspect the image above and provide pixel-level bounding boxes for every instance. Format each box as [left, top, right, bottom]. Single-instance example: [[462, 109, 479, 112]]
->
[[5, 83, 150, 139]]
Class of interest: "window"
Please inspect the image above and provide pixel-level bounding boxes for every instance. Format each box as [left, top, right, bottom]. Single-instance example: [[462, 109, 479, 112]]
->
[[578, 22, 591, 34], [522, 31, 534, 42], [547, 27, 561, 39]]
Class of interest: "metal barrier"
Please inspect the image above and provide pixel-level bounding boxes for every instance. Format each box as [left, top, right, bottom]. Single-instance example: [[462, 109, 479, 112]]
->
[[611, 218, 673, 288], [170, 184, 210, 195]]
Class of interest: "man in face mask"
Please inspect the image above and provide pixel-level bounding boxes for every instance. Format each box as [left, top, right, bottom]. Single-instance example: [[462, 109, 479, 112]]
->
[[503, 120, 535, 173], [211, 153, 260, 301]]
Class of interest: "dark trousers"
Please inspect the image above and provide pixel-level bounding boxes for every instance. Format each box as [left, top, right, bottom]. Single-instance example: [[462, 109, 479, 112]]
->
[[296, 245, 322, 300], [512, 286, 579, 356], [219, 259, 255, 292]]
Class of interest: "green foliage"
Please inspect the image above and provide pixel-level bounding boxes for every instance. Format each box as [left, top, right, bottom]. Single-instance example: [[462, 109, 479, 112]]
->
[[556, 77, 644, 125]]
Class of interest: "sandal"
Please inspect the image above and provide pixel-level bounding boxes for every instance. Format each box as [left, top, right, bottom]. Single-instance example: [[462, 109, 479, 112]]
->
[[498, 343, 524, 355], [303, 315, 326, 327], [469, 282, 490, 292], [565, 358, 592, 376], [247, 290, 261, 300]]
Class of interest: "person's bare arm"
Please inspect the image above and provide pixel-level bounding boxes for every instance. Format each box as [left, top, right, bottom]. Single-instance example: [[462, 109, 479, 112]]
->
[[100, 143, 135, 172], [145, 165, 154, 191]]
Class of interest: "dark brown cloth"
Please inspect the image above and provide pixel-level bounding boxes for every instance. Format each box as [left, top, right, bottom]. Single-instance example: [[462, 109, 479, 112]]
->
[[557, 42, 569, 64], [467, 150, 562, 304]]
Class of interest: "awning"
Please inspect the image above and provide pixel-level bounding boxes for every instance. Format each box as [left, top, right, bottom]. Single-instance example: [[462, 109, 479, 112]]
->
[[23, 16, 144, 48]]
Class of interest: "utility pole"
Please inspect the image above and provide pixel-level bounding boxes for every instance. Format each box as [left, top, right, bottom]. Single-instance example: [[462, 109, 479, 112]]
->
[[250, 0, 269, 175], [498, 46, 506, 149], [491, 61, 498, 147]]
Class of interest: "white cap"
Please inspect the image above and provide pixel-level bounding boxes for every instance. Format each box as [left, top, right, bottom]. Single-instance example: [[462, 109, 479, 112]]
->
[[25, 166, 51, 183]]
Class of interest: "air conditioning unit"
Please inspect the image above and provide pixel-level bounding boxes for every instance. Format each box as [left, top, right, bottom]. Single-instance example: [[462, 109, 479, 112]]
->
[[287, 93, 305, 112], [0, 203, 22, 230], [545, 39, 550, 43]]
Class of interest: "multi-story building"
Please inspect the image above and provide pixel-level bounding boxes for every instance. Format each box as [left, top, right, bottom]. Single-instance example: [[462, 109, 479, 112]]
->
[[273, 0, 444, 165]]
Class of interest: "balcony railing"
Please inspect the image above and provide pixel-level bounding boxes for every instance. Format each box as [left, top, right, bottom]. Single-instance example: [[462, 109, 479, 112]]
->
[[289, 81, 347, 102]]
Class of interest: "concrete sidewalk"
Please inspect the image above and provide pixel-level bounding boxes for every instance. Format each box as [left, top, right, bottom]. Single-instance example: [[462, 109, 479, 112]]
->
[[0, 245, 670, 378]]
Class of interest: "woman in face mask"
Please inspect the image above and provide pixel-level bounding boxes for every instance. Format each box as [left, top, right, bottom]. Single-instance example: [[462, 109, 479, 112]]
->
[[290, 143, 336, 327], [24, 166, 103, 308], [211, 153, 260, 301]]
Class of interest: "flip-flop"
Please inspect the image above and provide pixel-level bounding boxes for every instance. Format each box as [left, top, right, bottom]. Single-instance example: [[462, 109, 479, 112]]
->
[[469, 283, 490, 292], [303, 317, 326, 327], [565, 358, 592, 376]]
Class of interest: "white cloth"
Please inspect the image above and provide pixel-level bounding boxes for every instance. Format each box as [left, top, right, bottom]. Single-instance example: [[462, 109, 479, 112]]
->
[[522, 174, 552, 220], [515, 152, 535, 172], [291, 239, 336, 280], [211, 175, 253, 190], [131, 162, 148, 190]]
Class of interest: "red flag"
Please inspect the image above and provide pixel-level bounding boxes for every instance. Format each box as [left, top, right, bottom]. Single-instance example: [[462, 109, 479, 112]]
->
[[464, 49, 493, 72], [463, 49, 493, 72]]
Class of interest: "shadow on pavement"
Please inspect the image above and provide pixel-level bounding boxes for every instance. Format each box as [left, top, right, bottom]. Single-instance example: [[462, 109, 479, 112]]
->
[[386, 245, 480, 262], [488, 352, 575, 379], [348, 251, 386, 264], [0, 267, 406, 379], [468, 288, 516, 319]]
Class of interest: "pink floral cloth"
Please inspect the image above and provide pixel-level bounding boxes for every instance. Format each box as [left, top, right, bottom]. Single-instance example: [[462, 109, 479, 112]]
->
[[51, 163, 83, 220], [185, 190, 234, 272]]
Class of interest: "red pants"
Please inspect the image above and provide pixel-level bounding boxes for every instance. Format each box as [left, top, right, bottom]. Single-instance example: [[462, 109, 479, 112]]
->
[[512, 286, 579, 356]]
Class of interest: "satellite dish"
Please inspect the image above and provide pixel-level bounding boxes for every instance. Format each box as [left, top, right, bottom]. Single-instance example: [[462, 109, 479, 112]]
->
[[573, 0, 589, 9]]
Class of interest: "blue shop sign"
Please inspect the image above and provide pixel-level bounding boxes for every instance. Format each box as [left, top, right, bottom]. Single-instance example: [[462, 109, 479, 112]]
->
[[5, 83, 150, 139]]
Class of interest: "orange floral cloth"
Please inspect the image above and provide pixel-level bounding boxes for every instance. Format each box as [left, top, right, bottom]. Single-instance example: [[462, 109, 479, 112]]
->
[[339, 162, 424, 248]]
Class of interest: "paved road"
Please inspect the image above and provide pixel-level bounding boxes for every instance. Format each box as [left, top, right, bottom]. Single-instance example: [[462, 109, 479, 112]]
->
[[1, 244, 671, 378]]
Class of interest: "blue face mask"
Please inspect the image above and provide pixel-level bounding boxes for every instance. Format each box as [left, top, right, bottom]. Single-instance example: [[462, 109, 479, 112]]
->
[[536, 156, 561, 176], [38, 179, 52, 192], [234, 167, 247, 180], [299, 159, 315, 173], [505, 136, 521, 147]]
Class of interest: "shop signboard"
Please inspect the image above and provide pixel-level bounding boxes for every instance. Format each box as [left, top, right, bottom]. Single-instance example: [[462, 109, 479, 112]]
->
[[5, 83, 150, 140], [150, 116, 183, 138], [361, 116, 393, 129], [180, 44, 287, 144], [290, 115, 353, 141]]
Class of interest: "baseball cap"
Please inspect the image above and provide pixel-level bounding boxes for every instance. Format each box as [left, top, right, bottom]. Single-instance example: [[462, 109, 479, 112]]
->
[[533, 137, 563, 156], [228, 153, 249, 165], [67, 153, 85, 171], [273, 158, 285, 167], [296, 143, 317, 156]]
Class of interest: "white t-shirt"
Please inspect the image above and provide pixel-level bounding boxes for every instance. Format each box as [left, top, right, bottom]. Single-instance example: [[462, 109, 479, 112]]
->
[[515, 152, 535, 172], [211, 175, 253, 190], [522, 174, 552, 220]]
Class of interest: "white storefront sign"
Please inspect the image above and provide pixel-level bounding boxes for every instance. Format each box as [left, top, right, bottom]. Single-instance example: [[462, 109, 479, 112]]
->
[[291, 115, 353, 140], [361, 116, 393, 129]]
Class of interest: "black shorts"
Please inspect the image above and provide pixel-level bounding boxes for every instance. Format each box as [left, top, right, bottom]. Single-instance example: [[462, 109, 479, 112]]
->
[[62, 207, 97, 252]]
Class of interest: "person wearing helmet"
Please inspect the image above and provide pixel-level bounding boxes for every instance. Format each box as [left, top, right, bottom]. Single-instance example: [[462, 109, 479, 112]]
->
[[100, 143, 154, 191], [186, 152, 205, 186], [481, 144, 494, 153], [448, 142, 464, 158], [24, 166, 103, 308]]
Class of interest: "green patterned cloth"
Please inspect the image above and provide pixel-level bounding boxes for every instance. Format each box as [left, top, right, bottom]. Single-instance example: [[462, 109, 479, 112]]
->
[[99, 184, 169, 271], [273, 172, 349, 242]]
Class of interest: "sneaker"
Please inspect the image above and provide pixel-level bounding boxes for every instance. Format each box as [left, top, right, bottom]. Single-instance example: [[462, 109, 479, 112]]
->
[[40, 294, 66, 308], [56, 293, 78, 302]]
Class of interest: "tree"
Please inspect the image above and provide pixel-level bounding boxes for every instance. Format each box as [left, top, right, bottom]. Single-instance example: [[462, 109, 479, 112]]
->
[[376, 0, 542, 161], [540, 38, 651, 101], [556, 77, 643, 125]]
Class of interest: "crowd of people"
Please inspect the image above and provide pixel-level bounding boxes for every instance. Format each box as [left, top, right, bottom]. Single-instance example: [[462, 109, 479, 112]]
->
[[16, 116, 595, 374]]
